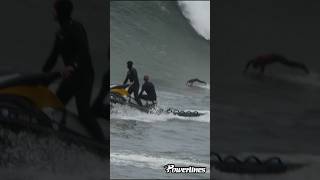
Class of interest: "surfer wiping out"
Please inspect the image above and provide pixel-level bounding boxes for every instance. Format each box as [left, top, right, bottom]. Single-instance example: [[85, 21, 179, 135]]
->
[[243, 53, 310, 75], [186, 78, 207, 87]]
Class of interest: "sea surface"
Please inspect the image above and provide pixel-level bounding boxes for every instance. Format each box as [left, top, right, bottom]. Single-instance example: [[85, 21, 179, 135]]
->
[[110, 1, 210, 179]]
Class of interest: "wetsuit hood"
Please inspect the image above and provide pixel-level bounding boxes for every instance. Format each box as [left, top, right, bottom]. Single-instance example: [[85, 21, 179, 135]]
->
[[54, 0, 73, 23], [127, 61, 133, 69], [143, 75, 149, 81]]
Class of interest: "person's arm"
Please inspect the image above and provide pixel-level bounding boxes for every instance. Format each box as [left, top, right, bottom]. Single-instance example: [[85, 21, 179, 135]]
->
[[123, 72, 129, 84], [138, 84, 145, 98], [42, 35, 60, 72], [195, 79, 206, 84], [243, 60, 253, 73]]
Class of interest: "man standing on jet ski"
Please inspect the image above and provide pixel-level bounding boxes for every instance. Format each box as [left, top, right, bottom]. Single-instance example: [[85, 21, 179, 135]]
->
[[123, 61, 140, 104], [42, 0, 105, 143], [136, 75, 157, 106]]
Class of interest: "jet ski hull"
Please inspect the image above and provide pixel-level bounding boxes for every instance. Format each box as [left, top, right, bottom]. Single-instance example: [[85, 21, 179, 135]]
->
[[0, 72, 108, 157]]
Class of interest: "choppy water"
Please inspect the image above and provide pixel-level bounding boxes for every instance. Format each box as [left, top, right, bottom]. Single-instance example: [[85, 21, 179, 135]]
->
[[110, 1, 210, 179]]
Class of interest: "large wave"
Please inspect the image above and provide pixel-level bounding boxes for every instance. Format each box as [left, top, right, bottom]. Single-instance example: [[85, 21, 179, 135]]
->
[[178, 1, 210, 40]]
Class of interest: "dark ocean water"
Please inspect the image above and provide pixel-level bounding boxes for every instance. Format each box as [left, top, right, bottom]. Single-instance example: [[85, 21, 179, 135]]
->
[[213, 0, 320, 179], [110, 1, 210, 179]]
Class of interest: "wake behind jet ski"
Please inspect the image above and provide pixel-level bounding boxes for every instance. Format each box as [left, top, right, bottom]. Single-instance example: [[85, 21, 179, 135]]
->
[[0, 72, 108, 157]]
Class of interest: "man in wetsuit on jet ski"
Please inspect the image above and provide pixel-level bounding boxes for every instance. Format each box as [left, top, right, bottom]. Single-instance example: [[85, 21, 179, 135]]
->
[[243, 53, 310, 75], [123, 61, 140, 104], [42, 0, 105, 143], [136, 75, 157, 106]]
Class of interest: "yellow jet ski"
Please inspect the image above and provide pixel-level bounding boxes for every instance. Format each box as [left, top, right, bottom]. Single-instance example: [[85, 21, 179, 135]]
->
[[110, 83, 155, 113], [110, 84, 130, 105], [0, 72, 107, 157]]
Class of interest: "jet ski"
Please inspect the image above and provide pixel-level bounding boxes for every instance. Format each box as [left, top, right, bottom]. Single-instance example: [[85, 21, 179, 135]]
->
[[0, 72, 107, 157], [110, 84, 205, 117]]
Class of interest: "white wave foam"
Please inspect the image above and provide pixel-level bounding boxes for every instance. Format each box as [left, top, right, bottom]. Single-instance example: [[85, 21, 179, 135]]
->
[[111, 104, 210, 123], [178, 1, 210, 40], [0, 129, 108, 180], [111, 151, 210, 172], [192, 83, 210, 90]]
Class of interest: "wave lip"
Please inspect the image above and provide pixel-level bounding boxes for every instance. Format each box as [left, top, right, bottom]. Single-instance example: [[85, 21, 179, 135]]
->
[[178, 1, 210, 40]]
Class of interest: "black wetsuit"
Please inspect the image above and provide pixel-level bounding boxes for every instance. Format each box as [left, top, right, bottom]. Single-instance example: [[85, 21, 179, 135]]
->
[[123, 67, 140, 100], [91, 71, 108, 119], [138, 81, 157, 105], [42, 19, 105, 142]]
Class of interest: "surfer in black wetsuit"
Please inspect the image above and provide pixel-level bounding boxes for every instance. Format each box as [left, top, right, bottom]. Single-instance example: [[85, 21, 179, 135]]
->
[[186, 78, 207, 87], [123, 61, 140, 104], [243, 54, 310, 74], [137, 75, 157, 106], [42, 0, 105, 142]]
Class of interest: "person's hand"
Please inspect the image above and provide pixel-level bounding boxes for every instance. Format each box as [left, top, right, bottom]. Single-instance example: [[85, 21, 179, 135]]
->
[[61, 66, 75, 79]]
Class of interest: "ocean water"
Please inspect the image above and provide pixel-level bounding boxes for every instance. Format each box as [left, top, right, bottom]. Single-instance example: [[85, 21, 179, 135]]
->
[[213, 0, 320, 179], [110, 1, 210, 179]]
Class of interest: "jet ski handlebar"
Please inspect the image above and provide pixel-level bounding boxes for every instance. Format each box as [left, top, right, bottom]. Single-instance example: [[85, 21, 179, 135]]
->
[[110, 83, 131, 90]]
